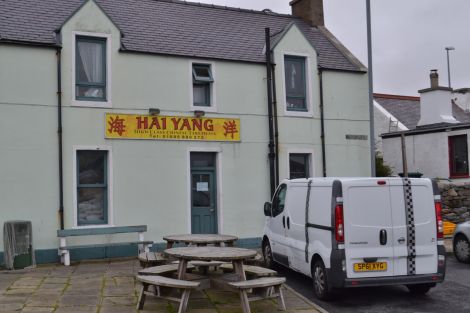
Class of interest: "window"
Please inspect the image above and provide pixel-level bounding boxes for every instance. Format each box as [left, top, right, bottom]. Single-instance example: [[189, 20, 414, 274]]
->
[[271, 184, 287, 217], [77, 150, 108, 225], [76, 36, 107, 101], [192, 64, 213, 107], [449, 135, 469, 177], [289, 153, 310, 179], [284, 56, 307, 111]]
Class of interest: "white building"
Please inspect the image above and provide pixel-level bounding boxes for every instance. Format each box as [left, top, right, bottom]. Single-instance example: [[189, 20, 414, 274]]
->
[[0, 0, 371, 264], [377, 71, 470, 179]]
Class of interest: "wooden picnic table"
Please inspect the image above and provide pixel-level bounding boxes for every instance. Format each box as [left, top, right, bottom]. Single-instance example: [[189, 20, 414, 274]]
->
[[163, 234, 238, 248], [164, 246, 256, 281]]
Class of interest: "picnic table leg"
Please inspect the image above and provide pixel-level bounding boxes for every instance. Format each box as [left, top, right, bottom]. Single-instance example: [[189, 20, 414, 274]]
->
[[177, 259, 188, 280], [275, 285, 286, 311], [239, 290, 251, 313], [232, 260, 246, 281], [167, 241, 174, 249]]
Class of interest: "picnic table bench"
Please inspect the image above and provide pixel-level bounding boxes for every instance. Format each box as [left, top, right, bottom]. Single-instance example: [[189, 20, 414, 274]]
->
[[136, 275, 200, 313], [219, 263, 277, 278], [57, 225, 153, 266], [229, 277, 286, 313]]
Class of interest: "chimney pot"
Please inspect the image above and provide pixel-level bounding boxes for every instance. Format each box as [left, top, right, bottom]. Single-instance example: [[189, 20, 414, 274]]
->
[[430, 69, 439, 88], [290, 0, 324, 26]]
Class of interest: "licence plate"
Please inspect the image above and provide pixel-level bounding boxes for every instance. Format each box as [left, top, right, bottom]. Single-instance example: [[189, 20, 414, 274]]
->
[[353, 262, 387, 272]]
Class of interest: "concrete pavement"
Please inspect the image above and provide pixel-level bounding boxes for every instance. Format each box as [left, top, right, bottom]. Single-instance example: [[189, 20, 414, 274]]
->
[[0, 259, 323, 313]]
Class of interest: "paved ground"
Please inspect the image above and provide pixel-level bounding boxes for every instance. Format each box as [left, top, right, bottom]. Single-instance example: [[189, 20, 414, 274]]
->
[[0, 259, 322, 313], [280, 239, 470, 313]]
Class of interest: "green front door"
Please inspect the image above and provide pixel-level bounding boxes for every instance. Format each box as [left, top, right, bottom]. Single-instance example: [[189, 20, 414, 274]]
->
[[190, 153, 217, 234]]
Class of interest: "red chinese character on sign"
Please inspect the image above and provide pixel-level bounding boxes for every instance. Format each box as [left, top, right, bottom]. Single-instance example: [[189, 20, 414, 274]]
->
[[223, 120, 238, 139], [108, 116, 126, 136]]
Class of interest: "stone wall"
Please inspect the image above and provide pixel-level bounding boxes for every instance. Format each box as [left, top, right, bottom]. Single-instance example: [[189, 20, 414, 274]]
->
[[438, 181, 470, 223]]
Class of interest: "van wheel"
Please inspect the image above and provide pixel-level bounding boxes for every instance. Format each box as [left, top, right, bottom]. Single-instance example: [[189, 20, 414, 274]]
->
[[312, 260, 333, 301], [406, 283, 434, 295], [262, 240, 274, 268], [454, 235, 470, 264]]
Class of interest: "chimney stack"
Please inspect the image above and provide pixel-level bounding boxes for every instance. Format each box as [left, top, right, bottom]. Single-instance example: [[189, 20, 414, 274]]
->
[[290, 0, 324, 27], [430, 69, 439, 88], [417, 70, 458, 126]]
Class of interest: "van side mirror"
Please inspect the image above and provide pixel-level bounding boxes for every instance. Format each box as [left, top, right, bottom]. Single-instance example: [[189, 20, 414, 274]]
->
[[264, 202, 272, 217]]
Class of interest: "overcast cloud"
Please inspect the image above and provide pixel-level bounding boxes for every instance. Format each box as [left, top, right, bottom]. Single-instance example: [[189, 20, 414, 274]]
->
[[196, 0, 470, 96]]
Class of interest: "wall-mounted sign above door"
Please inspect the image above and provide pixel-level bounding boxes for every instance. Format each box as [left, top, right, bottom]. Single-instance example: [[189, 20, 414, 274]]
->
[[105, 113, 240, 142]]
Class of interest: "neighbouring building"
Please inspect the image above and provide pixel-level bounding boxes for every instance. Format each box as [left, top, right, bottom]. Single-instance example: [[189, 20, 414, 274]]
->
[[377, 70, 470, 179], [0, 0, 371, 264]]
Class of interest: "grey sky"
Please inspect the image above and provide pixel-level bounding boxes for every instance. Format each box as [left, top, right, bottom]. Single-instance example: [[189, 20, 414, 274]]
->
[[196, 0, 470, 96]]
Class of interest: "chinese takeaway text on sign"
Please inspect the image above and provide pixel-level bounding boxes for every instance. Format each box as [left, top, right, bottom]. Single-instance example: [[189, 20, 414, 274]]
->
[[105, 113, 240, 142]]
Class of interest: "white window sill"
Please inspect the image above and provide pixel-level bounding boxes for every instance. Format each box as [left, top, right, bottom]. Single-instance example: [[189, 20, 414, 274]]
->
[[72, 224, 114, 229], [71, 100, 112, 108], [284, 110, 314, 118], [190, 105, 218, 113]]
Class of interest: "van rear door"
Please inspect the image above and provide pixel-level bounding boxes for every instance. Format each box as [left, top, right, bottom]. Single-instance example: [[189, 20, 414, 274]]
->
[[343, 179, 395, 278], [389, 178, 438, 275]]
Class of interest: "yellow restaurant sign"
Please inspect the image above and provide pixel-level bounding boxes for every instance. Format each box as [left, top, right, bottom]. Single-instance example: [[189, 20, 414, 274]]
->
[[105, 113, 240, 142]]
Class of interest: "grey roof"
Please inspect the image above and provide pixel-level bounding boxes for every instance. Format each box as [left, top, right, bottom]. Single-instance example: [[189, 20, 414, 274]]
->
[[0, 0, 364, 71], [374, 94, 470, 130]]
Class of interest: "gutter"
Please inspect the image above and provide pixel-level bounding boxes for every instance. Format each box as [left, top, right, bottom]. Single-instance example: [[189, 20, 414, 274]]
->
[[56, 47, 64, 230], [319, 68, 327, 177]]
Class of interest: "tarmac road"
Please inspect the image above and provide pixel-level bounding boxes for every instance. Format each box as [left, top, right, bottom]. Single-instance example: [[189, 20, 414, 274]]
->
[[280, 256, 470, 313]]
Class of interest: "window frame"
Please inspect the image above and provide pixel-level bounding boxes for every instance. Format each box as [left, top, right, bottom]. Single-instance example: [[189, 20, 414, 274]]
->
[[286, 149, 315, 180], [284, 55, 307, 112], [281, 52, 313, 117], [73, 146, 113, 228], [189, 60, 217, 112], [75, 36, 107, 102], [72, 31, 112, 108], [448, 134, 469, 178]]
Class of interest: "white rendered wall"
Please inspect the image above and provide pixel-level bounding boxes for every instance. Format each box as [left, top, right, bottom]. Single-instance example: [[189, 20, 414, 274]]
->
[[418, 90, 458, 126], [0, 1, 370, 253], [382, 129, 470, 178]]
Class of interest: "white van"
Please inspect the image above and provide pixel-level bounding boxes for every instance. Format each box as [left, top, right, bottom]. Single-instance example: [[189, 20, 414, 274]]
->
[[262, 177, 446, 300]]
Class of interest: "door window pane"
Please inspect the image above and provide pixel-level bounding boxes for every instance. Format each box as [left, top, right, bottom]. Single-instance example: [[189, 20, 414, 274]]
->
[[191, 152, 216, 168], [77, 150, 108, 225], [285, 56, 307, 111], [449, 135, 469, 176], [290, 153, 310, 179], [192, 174, 211, 207]]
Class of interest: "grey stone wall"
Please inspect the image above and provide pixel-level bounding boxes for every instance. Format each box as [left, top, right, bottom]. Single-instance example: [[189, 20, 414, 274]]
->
[[438, 181, 470, 223]]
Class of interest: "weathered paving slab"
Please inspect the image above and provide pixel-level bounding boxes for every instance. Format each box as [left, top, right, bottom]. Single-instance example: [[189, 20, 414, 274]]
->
[[0, 258, 322, 313]]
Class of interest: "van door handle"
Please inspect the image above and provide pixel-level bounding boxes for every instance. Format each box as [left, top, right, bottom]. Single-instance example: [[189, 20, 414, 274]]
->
[[380, 229, 387, 245], [287, 217, 290, 229], [282, 216, 285, 228]]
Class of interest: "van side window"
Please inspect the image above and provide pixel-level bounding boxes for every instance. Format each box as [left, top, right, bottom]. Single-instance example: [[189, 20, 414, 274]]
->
[[271, 184, 287, 217]]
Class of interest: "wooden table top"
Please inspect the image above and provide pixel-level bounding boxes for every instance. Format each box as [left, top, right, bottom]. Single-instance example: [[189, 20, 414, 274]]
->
[[164, 246, 257, 261], [163, 234, 238, 244]]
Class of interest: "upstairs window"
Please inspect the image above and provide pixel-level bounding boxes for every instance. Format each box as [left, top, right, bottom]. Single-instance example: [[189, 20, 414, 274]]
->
[[76, 36, 107, 101], [285, 56, 307, 112], [449, 135, 469, 178], [192, 64, 213, 107], [289, 153, 311, 179]]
